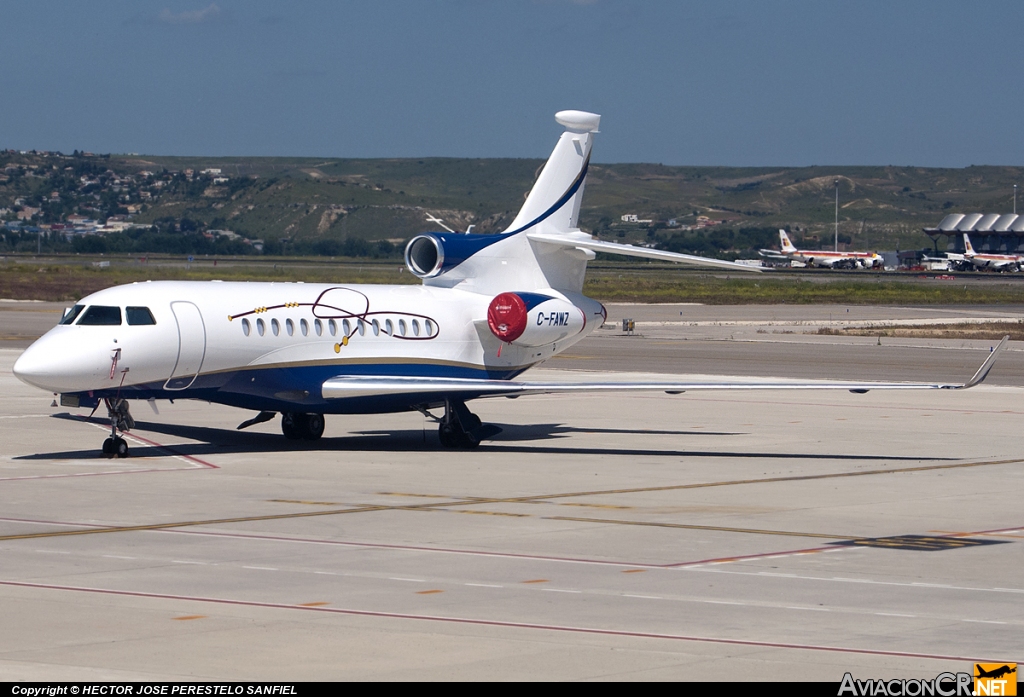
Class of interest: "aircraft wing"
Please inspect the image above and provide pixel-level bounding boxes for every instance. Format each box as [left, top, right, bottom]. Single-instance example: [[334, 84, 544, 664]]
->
[[527, 231, 762, 272], [322, 336, 1007, 400]]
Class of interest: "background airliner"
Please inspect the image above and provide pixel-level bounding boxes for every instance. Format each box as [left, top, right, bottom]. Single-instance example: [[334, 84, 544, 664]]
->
[[760, 230, 882, 269], [963, 233, 1023, 271], [13, 111, 1006, 457]]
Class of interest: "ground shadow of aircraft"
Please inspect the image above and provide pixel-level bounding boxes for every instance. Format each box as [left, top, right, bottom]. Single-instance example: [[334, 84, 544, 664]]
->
[[14, 413, 956, 463]]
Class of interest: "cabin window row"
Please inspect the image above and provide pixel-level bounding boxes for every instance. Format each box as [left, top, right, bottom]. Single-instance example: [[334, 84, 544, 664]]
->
[[239, 317, 436, 339]]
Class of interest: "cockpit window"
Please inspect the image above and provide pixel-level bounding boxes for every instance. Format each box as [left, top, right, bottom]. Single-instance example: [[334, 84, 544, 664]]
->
[[59, 305, 85, 325], [126, 306, 156, 325], [76, 305, 122, 326]]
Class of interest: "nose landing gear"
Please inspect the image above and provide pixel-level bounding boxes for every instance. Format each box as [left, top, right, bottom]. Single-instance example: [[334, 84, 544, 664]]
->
[[102, 398, 134, 458]]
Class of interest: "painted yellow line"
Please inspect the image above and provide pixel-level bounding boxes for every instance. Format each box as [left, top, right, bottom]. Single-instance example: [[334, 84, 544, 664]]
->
[[268, 499, 344, 506], [548, 516, 851, 540], [2, 457, 1020, 543], [378, 492, 461, 499]]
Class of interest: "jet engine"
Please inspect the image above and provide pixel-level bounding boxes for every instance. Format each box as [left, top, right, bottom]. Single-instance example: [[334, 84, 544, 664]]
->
[[486, 292, 587, 347], [404, 234, 445, 278], [404, 232, 507, 279]]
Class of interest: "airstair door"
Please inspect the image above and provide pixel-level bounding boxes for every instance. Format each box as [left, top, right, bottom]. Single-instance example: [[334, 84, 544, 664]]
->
[[164, 301, 206, 390]]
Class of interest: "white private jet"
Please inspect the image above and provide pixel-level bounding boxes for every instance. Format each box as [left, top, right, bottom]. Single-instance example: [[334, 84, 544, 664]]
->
[[760, 230, 882, 269], [13, 111, 1008, 457], [963, 233, 1023, 272]]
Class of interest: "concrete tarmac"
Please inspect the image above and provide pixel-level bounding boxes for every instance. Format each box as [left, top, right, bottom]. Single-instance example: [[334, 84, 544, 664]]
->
[[0, 303, 1022, 680]]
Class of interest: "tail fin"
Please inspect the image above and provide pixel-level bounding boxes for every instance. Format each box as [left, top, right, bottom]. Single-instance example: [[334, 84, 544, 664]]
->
[[412, 110, 759, 296], [504, 110, 600, 235], [963, 233, 976, 256], [779, 229, 797, 253]]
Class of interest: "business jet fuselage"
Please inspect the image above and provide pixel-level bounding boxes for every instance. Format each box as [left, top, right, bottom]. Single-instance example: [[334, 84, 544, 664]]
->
[[16, 280, 606, 414]]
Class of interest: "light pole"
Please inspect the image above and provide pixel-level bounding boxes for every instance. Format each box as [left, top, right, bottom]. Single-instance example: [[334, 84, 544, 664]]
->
[[834, 179, 839, 252], [1014, 184, 1017, 215]]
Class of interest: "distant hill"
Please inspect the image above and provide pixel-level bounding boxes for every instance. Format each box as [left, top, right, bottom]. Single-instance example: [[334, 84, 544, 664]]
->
[[3, 150, 1022, 255]]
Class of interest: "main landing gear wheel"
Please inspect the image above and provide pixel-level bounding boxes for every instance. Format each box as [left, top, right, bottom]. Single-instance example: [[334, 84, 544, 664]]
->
[[102, 437, 129, 459], [437, 399, 500, 449], [281, 412, 325, 441]]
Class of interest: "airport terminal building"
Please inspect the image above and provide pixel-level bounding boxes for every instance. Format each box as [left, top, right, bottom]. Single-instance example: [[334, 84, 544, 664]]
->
[[924, 213, 1024, 253]]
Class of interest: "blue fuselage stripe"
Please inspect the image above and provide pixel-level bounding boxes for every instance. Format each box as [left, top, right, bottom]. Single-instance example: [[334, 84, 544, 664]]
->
[[76, 362, 525, 415]]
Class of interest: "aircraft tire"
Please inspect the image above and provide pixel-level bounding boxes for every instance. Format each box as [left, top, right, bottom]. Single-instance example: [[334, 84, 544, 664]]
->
[[302, 413, 325, 441], [114, 438, 129, 459], [102, 438, 114, 457], [438, 424, 460, 448], [281, 413, 302, 440]]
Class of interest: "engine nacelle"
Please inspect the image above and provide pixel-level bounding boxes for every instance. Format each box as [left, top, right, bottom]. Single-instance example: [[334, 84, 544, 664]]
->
[[404, 234, 444, 278], [404, 232, 509, 279], [487, 292, 587, 347]]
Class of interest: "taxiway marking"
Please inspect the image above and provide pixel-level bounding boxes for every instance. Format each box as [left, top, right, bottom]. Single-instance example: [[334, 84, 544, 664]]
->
[[0, 579, 1011, 664], [3, 456, 1020, 543], [548, 516, 850, 540]]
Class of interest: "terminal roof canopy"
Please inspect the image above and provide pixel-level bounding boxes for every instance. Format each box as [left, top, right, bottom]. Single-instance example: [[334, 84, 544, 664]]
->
[[927, 213, 1023, 236]]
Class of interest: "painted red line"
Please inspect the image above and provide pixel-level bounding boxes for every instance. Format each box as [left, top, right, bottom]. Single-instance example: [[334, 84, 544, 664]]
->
[[664, 545, 841, 568], [955, 524, 1024, 536], [0, 579, 1012, 664], [73, 414, 218, 469], [0, 433, 216, 481], [123, 431, 218, 469]]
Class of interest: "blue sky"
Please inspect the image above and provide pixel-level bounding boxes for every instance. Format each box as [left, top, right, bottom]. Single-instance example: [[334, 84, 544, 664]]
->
[[2, 1, 1022, 166]]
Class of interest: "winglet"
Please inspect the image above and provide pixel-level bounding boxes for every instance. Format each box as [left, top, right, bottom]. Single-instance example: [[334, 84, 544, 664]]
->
[[946, 335, 1009, 390]]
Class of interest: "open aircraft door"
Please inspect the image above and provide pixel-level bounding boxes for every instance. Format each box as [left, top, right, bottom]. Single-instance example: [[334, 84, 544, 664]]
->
[[164, 301, 206, 390]]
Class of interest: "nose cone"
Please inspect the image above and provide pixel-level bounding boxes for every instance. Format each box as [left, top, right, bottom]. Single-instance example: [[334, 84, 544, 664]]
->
[[13, 341, 66, 392], [14, 331, 110, 393]]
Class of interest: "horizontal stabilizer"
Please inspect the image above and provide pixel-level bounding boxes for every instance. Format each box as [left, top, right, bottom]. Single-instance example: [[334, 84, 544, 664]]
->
[[527, 231, 762, 272]]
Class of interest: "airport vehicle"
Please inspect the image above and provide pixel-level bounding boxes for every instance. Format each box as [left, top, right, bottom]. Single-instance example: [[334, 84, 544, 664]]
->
[[963, 233, 1023, 272], [760, 230, 882, 269], [12, 111, 1008, 457], [920, 252, 967, 272]]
